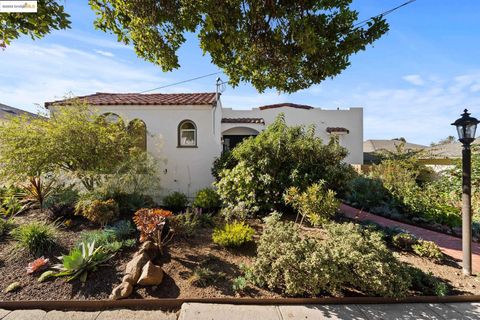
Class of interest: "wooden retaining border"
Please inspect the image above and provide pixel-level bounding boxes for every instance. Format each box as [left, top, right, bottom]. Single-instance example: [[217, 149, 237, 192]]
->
[[1, 296, 480, 311]]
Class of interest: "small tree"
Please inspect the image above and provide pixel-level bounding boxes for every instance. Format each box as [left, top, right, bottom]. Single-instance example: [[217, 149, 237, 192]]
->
[[0, 101, 145, 195], [215, 114, 354, 215]]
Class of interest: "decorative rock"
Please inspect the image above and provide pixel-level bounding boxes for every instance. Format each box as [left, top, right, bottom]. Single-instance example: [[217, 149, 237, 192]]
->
[[109, 276, 135, 300], [125, 252, 150, 282], [137, 241, 158, 260], [137, 261, 164, 286]]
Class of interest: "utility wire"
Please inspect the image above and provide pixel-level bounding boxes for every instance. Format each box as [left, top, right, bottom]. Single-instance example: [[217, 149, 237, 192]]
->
[[139, 0, 416, 94], [139, 71, 222, 93], [353, 0, 417, 29]]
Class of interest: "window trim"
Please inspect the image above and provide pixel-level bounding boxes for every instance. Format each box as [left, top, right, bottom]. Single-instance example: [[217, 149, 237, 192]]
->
[[177, 119, 198, 148]]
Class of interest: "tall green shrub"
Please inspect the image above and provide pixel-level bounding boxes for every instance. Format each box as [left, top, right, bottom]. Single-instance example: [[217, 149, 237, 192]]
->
[[215, 114, 354, 215]]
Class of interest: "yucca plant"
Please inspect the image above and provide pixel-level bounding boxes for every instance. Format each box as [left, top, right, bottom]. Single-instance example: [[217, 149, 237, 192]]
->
[[39, 241, 114, 283]]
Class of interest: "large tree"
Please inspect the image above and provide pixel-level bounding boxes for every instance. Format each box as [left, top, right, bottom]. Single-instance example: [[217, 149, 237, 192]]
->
[[3, 1, 389, 92]]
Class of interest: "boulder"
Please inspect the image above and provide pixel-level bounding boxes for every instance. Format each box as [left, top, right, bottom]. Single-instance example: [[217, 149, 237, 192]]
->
[[109, 276, 135, 300], [137, 261, 164, 286], [125, 252, 150, 282]]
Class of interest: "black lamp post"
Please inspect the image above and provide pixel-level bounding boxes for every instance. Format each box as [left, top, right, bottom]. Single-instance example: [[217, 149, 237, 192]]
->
[[452, 109, 479, 276]]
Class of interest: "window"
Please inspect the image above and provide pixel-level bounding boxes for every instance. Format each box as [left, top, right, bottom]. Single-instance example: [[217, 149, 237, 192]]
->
[[128, 119, 147, 151], [102, 112, 121, 124], [178, 120, 197, 147]]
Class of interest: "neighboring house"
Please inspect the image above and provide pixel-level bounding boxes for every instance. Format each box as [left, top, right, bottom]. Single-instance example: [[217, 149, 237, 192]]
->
[[0, 103, 40, 124], [363, 139, 427, 164], [45, 92, 363, 199], [420, 139, 479, 170]]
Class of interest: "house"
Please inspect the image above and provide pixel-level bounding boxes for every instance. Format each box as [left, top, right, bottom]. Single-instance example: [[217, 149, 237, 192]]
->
[[45, 92, 363, 199], [0, 103, 40, 124], [363, 139, 427, 164], [418, 139, 479, 170]]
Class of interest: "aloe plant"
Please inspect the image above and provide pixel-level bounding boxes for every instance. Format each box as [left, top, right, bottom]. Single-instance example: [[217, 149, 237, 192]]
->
[[39, 241, 114, 283]]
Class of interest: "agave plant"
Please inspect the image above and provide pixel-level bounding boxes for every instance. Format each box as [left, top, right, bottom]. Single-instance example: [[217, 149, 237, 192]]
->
[[39, 241, 114, 283]]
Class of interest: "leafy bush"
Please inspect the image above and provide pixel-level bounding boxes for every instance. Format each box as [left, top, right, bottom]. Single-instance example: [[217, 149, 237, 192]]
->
[[212, 221, 255, 247], [215, 114, 355, 215], [412, 240, 443, 262], [284, 181, 339, 226], [75, 194, 119, 226], [252, 213, 410, 297], [11, 221, 58, 256], [105, 220, 136, 240], [346, 176, 390, 209], [211, 150, 237, 181], [220, 202, 249, 222], [408, 267, 448, 296], [170, 208, 212, 238], [40, 241, 114, 283], [392, 232, 418, 251], [193, 188, 221, 211], [163, 191, 188, 212], [0, 186, 26, 217], [45, 185, 79, 218]]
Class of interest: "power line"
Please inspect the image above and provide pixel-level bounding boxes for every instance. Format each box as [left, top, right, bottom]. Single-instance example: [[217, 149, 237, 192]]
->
[[353, 0, 417, 29], [139, 71, 222, 93]]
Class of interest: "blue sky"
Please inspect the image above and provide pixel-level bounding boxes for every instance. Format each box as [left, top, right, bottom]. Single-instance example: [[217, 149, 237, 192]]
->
[[1, 0, 479, 145]]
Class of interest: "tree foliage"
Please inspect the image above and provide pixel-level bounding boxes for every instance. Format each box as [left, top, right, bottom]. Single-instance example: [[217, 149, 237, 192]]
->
[[0, 0, 70, 48], [0, 101, 141, 191], [88, 0, 388, 92]]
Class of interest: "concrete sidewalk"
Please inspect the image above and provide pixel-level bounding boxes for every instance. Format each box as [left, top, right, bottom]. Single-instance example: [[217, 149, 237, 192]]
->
[[1, 303, 480, 320]]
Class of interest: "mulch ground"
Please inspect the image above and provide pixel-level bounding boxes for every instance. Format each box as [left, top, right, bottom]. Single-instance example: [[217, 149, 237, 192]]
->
[[1, 209, 480, 301]]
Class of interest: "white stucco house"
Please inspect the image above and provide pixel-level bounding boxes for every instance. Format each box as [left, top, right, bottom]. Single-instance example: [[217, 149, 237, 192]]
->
[[45, 92, 363, 200]]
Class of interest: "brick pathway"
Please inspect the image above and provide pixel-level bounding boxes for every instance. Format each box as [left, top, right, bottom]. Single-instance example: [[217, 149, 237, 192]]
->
[[340, 203, 480, 274]]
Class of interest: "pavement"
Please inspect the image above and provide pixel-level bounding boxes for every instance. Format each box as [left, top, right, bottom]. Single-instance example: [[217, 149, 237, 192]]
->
[[340, 203, 480, 273], [1, 302, 480, 320]]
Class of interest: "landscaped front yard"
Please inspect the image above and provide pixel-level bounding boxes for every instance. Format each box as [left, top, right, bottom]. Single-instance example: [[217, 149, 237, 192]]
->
[[0, 109, 479, 302]]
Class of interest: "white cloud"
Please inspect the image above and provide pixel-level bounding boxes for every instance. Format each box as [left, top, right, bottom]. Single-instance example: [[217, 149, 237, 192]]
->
[[94, 50, 114, 57], [0, 43, 170, 111], [402, 74, 425, 86]]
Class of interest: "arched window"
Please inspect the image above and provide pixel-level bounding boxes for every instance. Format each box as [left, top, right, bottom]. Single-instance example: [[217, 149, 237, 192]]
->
[[178, 120, 197, 147], [128, 119, 147, 151], [101, 112, 121, 124]]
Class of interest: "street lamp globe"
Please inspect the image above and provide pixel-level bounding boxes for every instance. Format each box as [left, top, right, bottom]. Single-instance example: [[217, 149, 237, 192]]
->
[[452, 109, 479, 144]]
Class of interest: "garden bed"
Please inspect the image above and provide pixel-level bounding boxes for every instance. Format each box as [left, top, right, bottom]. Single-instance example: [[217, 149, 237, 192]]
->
[[1, 210, 480, 301]]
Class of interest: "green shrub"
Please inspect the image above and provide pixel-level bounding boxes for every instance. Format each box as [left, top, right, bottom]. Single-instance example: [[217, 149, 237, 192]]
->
[[346, 176, 391, 209], [163, 191, 188, 212], [11, 221, 58, 256], [75, 194, 119, 226], [412, 240, 443, 262], [215, 114, 355, 215], [212, 221, 255, 247], [252, 213, 410, 297], [170, 208, 212, 238], [105, 220, 136, 240], [79, 226, 136, 254], [193, 188, 221, 211], [392, 232, 418, 251], [220, 202, 249, 222], [408, 267, 449, 296], [211, 150, 237, 181], [284, 181, 339, 226]]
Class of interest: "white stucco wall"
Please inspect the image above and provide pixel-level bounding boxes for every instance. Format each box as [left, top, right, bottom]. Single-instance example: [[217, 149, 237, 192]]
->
[[83, 104, 222, 200], [221, 106, 364, 164]]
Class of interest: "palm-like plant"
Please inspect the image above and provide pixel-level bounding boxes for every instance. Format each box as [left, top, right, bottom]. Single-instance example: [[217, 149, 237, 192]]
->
[[39, 241, 114, 283]]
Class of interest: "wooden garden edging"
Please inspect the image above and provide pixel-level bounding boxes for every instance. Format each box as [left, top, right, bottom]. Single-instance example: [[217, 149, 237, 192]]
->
[[1, 296, 480, 311]]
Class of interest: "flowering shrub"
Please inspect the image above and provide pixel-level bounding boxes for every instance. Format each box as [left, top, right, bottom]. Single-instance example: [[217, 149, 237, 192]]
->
[[133, 208, 173, 254], [26, 257, 49, 274]]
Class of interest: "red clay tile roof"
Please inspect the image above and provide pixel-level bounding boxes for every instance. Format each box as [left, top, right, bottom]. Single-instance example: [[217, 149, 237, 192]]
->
[[222, 118, 265, 124], [45, 92, 217, 107], [258, 103, 313, 110], [326, 127, 349, 134]]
